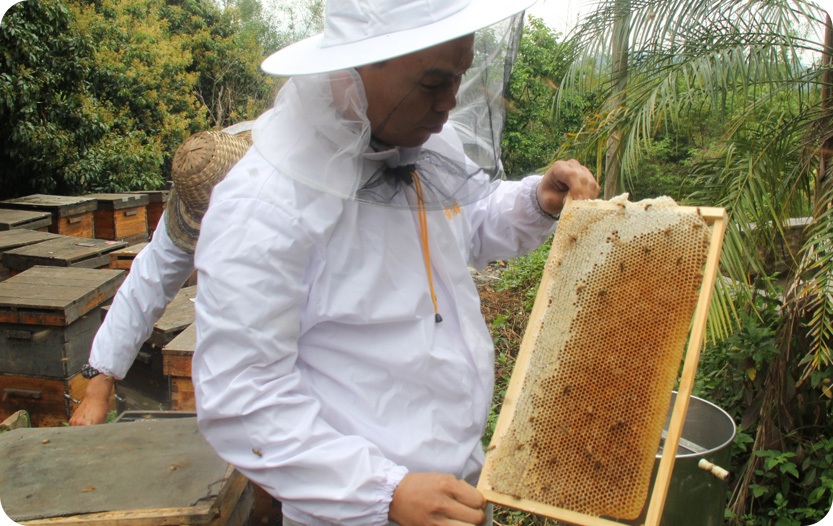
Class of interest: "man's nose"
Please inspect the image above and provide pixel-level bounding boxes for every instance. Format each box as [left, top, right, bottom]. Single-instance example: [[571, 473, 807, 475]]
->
[[433, 85, 458, 112]]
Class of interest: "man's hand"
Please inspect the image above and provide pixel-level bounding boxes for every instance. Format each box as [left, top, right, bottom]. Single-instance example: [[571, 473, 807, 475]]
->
[[536, 159, 600, 217], [388, 472, 486, 526], [69, 374, 114, 426]]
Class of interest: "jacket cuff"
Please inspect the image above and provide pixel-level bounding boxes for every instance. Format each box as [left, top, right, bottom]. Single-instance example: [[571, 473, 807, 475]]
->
[[523, 175, 560, 223], [376, 464, 409, 526]]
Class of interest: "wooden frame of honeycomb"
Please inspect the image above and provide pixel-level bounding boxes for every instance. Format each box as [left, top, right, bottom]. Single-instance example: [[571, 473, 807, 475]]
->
[[478, 196, 727, 526]]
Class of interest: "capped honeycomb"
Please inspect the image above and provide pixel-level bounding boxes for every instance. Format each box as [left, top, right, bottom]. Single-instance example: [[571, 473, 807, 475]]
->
[[487, 195, 712, 520]]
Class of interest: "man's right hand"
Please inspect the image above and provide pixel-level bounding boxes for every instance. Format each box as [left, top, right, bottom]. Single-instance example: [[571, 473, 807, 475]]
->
[[388, 472, 487, 526], [69, 374, 114, 426]]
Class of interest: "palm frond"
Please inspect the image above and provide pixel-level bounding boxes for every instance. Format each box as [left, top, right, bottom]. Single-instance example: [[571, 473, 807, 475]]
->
[[556, 0, 829, 190], [790, 183, 833, 381]]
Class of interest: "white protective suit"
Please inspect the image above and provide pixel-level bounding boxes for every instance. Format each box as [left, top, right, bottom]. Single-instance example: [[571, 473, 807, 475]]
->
[[87, 215, 194, 379], [192, 70, 559, 526]]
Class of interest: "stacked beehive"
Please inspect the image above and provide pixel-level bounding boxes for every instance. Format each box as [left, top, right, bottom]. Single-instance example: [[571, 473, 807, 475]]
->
[[0, 266, 124, 426], [0, 191, 171, 425]]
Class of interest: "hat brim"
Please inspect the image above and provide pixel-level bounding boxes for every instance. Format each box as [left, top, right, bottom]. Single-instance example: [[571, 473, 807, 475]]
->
[[165, 186, 200, 253], [261, 0, 535, 76]]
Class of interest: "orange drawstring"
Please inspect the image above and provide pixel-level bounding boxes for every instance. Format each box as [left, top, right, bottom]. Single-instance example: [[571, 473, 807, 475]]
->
[[411, 170, 442, 323]]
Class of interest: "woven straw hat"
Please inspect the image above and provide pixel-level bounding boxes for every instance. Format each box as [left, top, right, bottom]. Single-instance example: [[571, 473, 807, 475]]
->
[[261, 0, 535, 76], [166, 128, 252, 253]]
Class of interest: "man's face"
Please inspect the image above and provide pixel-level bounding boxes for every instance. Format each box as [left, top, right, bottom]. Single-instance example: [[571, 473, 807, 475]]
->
[[357, 35, 475, 148]]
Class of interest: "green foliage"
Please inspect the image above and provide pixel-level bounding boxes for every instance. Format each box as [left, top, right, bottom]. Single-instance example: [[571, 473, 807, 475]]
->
[[694, 281, 833, 523], [727, 439, 833, 525], [502, 16, 587, 179], [166, 0, 278, 128], [0, 0, 99, 197], [495, 239, 551, 308], [0, 0, 280, 199], [70, 0, 202, 191], [626, 134, 697, 201]]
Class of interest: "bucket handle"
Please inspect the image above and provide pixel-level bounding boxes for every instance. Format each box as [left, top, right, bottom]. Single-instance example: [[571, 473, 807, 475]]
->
[[698, 459, 730, 480]]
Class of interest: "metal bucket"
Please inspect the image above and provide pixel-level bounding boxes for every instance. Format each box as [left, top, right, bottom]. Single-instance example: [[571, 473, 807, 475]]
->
[[644, 391, 737, 526]]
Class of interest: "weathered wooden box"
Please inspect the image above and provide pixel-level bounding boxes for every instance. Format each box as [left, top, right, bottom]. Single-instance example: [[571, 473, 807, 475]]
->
[[108, 242, 148, 272], [148, 285, 197, 349], [0, 265, 124, 373], [3, 235, 128, 274], [0, 417, 251, 525], [85, 193, 150, 245], [0, 229, 62, 281], [162, 322, 197, 411], [114, 286, 196, 412], [0, 372, 90, 427], [0, 310, 102, 378], [0, 209, 52, 231], [0, 194, 98, 237], [126, 190, 169, 234]]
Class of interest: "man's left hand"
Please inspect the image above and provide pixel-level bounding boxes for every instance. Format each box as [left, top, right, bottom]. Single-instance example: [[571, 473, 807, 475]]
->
[[536, 159, 600, 217]]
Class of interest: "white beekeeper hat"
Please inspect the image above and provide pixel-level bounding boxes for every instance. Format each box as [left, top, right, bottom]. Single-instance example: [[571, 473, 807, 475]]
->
[[261, 0, 537, 76]]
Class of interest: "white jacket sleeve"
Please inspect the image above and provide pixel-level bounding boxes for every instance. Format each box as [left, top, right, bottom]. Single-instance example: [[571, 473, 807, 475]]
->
[[88, 213, 196, 379], [467, 175, 558, 269], [192, 197, 407, 526]]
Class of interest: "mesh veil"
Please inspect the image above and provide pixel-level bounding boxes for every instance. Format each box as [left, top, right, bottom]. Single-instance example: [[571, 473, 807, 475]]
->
[[252, 14, 524, 211]]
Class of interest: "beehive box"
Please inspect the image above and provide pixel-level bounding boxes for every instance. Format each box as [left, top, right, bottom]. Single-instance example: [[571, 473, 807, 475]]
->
[[0, 229, 62, 281], [0, 372, 91, 427], [85, 193, 150, 245], [126, 190, 169, 234], [0, 266, 124, 425], [0, 209, 52, 231], [162, 322, 197, 411], [108, 242, 148, 272], [0, 265, 125, 375], [0, 194, 98, 237], [3, 235, 128, 274], [479, 196, 726, 526], [113, 286, 196, 412], [0, 417, 250, 525]]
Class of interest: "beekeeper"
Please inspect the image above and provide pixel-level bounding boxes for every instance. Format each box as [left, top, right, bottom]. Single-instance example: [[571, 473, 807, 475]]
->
[[70, 127, 252, 426], [191, 0, 598, 525]]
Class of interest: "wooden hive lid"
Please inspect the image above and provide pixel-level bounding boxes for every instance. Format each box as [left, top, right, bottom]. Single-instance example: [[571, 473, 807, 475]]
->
[[162, 321, 197, 356], [0, 194, 98, 217], [0, 229, 62, 252], [147, 286, 197, 348], [125, 190, 170, 204], [0, 266, 125, 326], [3, 236, 128, 271], [83, 192, 150, 210], [111, 242, 149, 258], [0, 209, 53, 231], [0, 417, 237, 523]]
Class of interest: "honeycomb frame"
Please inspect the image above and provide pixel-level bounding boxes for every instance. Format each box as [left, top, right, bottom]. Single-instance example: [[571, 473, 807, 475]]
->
[[478, 196, 727, 526]]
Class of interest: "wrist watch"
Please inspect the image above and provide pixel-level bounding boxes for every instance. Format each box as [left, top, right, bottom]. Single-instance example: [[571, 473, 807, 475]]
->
[[80, 363, 103, 379]]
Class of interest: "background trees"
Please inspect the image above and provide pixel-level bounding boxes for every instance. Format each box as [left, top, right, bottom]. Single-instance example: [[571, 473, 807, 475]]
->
[[0, 0, 100, 197], [0, 0, 292, 198], [501, 16, 588, 179]]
